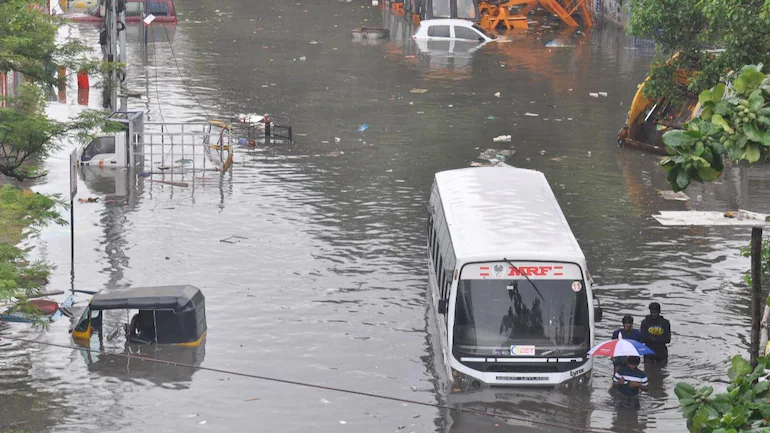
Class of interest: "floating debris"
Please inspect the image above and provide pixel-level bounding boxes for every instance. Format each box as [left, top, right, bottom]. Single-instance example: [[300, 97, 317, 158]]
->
[[659, 190, 690, 201], [493, 135, 512, 142], [409, 88, 428, 94], [524, 112, 539, 117]]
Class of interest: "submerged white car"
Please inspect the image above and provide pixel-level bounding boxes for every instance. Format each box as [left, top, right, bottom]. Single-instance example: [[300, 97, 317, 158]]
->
[[413, 19, 497, 42]]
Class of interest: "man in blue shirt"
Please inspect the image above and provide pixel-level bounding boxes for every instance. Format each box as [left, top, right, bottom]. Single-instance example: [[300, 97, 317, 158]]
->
[[612, 315, 642, 371], [612, 356, 649, 400]]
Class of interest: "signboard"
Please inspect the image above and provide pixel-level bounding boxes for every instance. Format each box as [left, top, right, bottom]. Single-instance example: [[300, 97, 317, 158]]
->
[[69, 149, 78, 200], [462, 262, 583, 280]]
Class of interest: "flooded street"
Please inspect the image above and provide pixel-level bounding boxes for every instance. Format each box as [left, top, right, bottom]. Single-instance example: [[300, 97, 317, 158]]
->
[[2, 1, 770, 432]]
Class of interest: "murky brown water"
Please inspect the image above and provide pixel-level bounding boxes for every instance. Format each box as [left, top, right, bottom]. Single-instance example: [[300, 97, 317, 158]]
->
[[2, 1, 770, 432]]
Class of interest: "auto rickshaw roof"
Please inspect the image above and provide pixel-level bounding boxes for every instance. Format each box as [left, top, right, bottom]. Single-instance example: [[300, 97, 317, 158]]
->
[[89, 285, 203, 312]]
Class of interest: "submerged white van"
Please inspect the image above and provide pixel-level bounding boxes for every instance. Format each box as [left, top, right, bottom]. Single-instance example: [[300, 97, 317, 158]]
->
[[426, 165, 602, 388]]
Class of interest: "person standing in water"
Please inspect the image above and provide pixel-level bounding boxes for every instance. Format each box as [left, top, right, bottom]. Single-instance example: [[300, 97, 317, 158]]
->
[[640, 302, 671, 363], [612, 315, 642, 371]]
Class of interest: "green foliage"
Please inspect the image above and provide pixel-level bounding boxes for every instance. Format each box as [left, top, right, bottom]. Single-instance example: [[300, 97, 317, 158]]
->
[[661, 65, 770, 191], [0, 85, 123, 181], [0, 185, 64, 303], [676, 355, 770, 433], [740, 236, 770, 288], [0, 0, 99, 86], [629, 0, 770, 99]]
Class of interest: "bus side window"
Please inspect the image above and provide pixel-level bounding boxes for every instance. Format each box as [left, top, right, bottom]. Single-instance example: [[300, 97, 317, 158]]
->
[[437, 256, 444, 296], [432, 230, 439, 265]]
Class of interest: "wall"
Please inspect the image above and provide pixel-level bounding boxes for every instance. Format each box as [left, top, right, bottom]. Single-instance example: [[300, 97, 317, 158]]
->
[[595, 0, 630, 28]]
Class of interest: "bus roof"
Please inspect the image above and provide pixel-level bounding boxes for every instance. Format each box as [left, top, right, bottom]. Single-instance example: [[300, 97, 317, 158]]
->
[[434, 166, 586, 265]]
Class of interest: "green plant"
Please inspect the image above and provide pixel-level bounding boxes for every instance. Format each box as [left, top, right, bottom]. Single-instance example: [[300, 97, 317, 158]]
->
[[676, 355, 770, 433], [740, 236, 770, 287], [661, 65, 770, 191]]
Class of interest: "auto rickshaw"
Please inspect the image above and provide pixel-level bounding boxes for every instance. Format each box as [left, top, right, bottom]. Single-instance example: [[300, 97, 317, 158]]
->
[[70, 285, 207, 347]]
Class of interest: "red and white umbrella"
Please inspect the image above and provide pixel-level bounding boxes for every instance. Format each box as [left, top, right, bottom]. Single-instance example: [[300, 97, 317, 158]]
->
[[588, 339, 655, 357]]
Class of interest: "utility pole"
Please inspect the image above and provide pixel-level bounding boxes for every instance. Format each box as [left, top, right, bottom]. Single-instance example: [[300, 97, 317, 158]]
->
[[118, 0, 127, 111], [101, 0, 126, 112]]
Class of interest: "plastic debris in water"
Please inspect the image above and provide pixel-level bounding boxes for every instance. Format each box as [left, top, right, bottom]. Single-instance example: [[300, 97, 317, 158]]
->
[[494, 92, 501, 98], [524, 112, 539, 117], [589, 93, 599, 98], [493, 135, 511, 142], [358, 124, 369, 133], [409, 88, 428, 94]]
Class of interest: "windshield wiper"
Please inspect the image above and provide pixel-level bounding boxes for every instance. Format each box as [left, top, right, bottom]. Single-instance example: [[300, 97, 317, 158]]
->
[[502, 258, 546, 302]]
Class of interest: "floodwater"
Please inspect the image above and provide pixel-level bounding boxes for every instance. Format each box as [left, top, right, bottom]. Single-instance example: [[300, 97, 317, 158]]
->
[[2, 1, 770, 432]]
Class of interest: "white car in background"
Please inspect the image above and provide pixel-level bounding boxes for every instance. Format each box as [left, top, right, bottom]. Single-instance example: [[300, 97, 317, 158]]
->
[[413, 19, 497, 42]]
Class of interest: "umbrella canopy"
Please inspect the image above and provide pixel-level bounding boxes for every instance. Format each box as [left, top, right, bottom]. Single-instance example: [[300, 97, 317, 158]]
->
[[588, 339, 655, 357]]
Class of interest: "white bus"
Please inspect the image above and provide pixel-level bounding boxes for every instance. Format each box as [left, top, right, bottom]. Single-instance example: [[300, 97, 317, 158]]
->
[[427, 165, 603, 388]]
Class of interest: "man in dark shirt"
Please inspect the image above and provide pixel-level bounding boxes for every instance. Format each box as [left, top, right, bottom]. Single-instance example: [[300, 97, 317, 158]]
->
[[613, 356, 649, 396], [640, 302, 671, 363], [612, 315, 642, 371]]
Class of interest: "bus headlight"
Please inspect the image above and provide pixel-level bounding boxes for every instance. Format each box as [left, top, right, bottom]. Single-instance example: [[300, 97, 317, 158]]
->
[[451, 369, 482, 392]]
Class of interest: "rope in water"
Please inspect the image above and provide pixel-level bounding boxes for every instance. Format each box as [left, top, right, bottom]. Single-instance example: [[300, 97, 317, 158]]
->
[[0, 335, 611, 433]]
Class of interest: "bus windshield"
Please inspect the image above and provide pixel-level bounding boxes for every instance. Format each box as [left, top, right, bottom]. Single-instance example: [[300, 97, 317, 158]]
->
[[453, 279, 589, 357]]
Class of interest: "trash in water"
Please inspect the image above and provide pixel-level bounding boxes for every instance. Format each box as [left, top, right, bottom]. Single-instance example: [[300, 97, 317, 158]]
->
[[545, 40, 575, 48], [658, 190, 690, 201], [486, 115, 497, 120], [409, 88, 428, 94], [334, 137, 341, 143], [493, 135, 511, 142], [244, 397, 260, 402], [598, 92, 608, 97], [589, 93, 599, 98], [326, 151, 345, 157], [358, 124, 369, 133], [309, 40, 320, 44], [494, 92, 501, 98], [175, 158, 193, 164], [339, 421, 347, 425], [198, 420, 207, 425], [220, 235, 248, 244], [540, 150, 546, 155], [78, 197, 99, 203], [474, 148, 515, 166], [588, 151, 592, 157], [320, 398, 331, 404], [524, 112, 539, 117], [299, 56, 306, 61]]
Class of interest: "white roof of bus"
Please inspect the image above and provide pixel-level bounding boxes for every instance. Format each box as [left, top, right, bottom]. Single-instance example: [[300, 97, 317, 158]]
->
[[434, 165, 586, 264]]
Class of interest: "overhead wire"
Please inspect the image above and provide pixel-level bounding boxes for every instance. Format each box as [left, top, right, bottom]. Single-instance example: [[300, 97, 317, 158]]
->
[[161, 24, 211, 120], [0, 335, 612, 433]]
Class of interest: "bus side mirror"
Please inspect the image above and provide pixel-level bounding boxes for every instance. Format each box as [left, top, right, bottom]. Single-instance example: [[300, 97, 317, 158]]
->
[[594, 307, 603, 322], [438, 299, 448, 315]]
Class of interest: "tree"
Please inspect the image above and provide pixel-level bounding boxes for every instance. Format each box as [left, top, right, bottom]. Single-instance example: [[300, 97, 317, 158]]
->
[[0, 0, 119, 309], [660, 65, 770, 191], [629, 0, 770, 99]]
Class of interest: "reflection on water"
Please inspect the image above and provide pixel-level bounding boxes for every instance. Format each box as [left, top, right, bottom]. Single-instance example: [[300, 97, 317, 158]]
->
[[1, 1, 770, 432], [75, 341, 206, 389]]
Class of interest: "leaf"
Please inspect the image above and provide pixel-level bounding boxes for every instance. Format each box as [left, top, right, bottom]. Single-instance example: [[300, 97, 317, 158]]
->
[[729, 356, 753, 380], [711, 114, 735, 134], [713, 83, 726, 102], [710, 393, 732, 413], [664, 130, 699, 148], [692, 404, 712, 431], [744, 143, 761, 163], [677, 169, 691, 190], [734, 66, 766, 95], [749, 90, 765, 112], [699, 88, 714, 106], [698, 166, 720, 181], [744, 123, 761, 142], [753, 380, 769, 394], [676, 382, 698, 399], [695, 142, 705, 156]]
